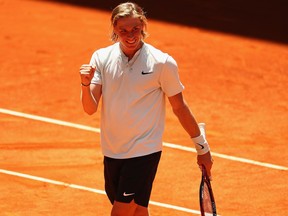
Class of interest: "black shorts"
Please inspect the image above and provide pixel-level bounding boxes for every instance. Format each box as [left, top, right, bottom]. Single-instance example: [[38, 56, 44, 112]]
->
[[103, 151, 162, 207]]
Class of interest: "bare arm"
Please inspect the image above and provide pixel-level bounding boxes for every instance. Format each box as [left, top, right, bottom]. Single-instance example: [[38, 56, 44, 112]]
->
[[81, 84, 102, 115], [168, 92, 200, 138], [79, 64, 102, 115], [168, 92, 213, 178]]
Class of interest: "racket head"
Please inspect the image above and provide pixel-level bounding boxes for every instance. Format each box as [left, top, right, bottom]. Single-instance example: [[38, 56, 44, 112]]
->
[[199, 165, 217, 216]]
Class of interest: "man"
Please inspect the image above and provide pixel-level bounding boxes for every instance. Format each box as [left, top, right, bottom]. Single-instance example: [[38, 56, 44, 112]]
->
[[79, 2, 213, 215]]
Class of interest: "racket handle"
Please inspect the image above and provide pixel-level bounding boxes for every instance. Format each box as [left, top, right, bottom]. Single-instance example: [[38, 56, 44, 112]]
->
[[198, 123, 206, 138]]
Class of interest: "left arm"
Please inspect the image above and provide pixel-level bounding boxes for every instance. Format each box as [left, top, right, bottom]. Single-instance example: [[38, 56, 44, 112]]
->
[[168, 92, 213, 178]]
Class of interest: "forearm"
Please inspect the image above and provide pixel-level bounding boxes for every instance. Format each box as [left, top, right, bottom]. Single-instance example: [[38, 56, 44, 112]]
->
[[81, 85, 98, 115], [172, 102, 211, 154], [168, 93, 211, 156], [172, 103, 201, 138]]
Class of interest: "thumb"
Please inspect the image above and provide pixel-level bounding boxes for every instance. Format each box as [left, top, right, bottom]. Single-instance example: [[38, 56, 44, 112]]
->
[[207, 169, 212, 181], [200, 164, 212, 181], [90, 65, 96, 78], [91, 65, 96, 71]]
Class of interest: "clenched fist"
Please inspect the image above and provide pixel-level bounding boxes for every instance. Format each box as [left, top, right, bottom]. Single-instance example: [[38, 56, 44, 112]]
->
[[79, 64, 96, 86]]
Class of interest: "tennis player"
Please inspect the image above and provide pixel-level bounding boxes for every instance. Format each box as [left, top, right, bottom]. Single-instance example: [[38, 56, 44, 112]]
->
[[79, 2, 213, 216]]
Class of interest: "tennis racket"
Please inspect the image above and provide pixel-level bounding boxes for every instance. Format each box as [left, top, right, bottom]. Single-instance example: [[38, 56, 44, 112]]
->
[[199, 165, 217, 216], [198, 123, 217, 216]]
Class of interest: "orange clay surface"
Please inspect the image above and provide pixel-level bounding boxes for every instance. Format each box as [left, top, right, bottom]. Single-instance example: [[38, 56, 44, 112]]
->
[[0, 1, 287, 215]]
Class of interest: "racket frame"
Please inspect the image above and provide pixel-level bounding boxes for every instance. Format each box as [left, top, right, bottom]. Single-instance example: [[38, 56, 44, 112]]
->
[[199, 165, 217, 216]]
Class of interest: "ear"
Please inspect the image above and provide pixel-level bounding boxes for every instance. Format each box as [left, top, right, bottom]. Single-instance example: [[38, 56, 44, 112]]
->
[[111, 31, 119, 42]]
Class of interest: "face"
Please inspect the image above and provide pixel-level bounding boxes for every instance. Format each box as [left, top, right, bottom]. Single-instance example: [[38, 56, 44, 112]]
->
[[114, 16, 144, 57]]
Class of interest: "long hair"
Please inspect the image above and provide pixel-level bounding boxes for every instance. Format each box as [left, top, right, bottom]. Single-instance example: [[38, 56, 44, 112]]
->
[[110, 2, 148, 42]]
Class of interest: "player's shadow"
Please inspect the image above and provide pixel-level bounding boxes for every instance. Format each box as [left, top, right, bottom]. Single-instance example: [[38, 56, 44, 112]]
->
[[44, 0, 288, 44]]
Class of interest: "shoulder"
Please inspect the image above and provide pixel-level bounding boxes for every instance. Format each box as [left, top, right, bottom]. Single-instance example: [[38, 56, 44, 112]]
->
[[92, 43, 120, 58], [143, 43, 176, 65], [90, 43, 120, 70]]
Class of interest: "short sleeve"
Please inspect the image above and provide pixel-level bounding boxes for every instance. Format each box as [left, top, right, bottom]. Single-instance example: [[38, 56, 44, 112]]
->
[[89, 51, 102, 85], [160, 56, 184, 97]]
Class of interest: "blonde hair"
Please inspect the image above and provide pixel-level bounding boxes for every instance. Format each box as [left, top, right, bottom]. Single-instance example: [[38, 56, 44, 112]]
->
[[110, 2, 148, 42]]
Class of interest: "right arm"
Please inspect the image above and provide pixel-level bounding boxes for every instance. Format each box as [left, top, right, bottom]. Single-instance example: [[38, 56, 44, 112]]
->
[[79, 64, 102, 115]]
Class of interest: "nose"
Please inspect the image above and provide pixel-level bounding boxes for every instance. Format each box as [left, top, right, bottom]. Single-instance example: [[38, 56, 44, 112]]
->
[[127, 31, 134, 38]]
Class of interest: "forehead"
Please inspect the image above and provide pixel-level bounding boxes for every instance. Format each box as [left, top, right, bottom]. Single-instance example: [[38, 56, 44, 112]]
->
[[115, 16, 142, 29]]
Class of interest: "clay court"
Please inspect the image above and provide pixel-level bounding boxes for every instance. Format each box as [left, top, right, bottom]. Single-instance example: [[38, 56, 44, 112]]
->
[[0, 0, 287, 215]]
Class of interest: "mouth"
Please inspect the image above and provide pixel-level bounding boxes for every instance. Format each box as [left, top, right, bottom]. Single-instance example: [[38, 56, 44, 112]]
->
[[126, 38, 137, 45]]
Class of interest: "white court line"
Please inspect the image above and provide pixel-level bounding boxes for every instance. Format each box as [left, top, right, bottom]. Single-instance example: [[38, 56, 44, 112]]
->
[[0, 108, 287, 171], [0, 169, 201, 215], [0, 108, 100, 133], [162, 142, 288, 171]]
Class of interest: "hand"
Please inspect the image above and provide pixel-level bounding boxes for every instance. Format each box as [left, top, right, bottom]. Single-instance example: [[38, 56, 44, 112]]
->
[[197, 151, 213, 180], [79, 64, 96, 86]]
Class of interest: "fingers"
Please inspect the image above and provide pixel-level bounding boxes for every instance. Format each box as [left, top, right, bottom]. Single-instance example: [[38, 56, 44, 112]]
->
[[198, 164, 213, 180], [197, 152, 214, 180], [198, 164, 213, 181], [206, 166, 213, 181], [80, 64, 96, 75], [79, 64, 96, 86]]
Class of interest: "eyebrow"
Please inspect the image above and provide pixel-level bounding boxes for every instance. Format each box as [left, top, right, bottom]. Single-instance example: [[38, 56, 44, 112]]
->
[[118, 24, 142, 30]]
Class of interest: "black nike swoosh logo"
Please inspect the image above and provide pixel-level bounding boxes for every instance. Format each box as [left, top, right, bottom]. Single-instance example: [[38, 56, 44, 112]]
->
[[196, 143, 205, 149], [141, 71, 153, 75]]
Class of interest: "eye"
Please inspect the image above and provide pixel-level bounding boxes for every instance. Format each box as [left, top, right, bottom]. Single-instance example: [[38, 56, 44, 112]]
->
[[133, 26, 140, 32]]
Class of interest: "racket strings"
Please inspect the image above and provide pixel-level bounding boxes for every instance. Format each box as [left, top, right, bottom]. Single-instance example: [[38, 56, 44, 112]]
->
[[201, 181, 214, 215]]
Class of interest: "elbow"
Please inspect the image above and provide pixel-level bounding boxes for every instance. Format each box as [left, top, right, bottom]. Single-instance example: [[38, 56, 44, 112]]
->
[[85, 111, 95, 116], [81, 99, 99, 115], [83, 107, 97, 115]]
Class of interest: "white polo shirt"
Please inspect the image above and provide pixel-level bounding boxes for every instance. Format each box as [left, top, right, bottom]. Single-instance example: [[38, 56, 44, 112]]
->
[[90, 42, 184, 159]]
